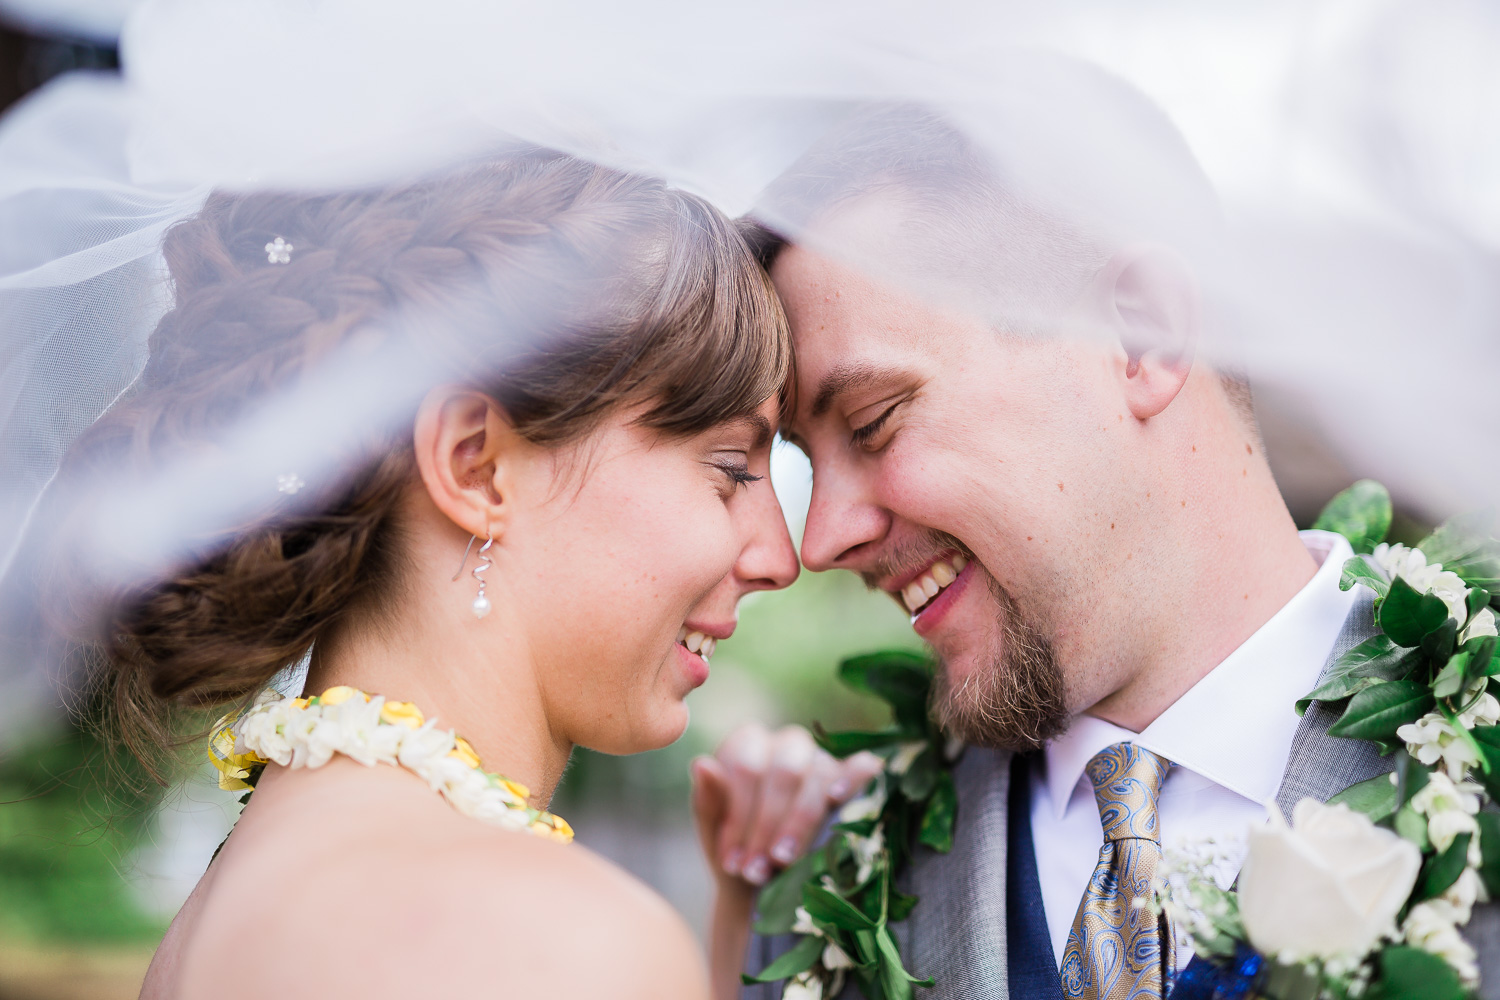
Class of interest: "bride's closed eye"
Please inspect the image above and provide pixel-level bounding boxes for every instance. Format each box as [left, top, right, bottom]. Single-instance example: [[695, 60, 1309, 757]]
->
[[710, 455, 762, 493]]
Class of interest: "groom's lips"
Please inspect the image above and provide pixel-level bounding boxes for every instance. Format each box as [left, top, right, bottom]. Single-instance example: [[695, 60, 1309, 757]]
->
[[910, 560, 974, 637]]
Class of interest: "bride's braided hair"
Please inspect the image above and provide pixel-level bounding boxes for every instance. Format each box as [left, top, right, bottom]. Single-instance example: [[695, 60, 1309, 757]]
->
[[44, 150, 789, 772]]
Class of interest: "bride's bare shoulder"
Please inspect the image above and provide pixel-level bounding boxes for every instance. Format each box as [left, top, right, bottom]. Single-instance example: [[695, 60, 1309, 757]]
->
[[175, 765, 706, 999]]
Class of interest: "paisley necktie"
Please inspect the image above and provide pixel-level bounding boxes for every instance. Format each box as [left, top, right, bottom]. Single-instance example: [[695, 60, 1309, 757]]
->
[[1059, 742, 1174, 1000]]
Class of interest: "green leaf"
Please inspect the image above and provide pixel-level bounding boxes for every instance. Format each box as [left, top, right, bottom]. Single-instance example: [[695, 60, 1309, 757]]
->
[[1328, 773, 1398, 823], [1296, 635, 1419, 714], [1471, 726, 1500, 800], [740, 933, 824, 984], [839, 651, 934, 732], [1369, 945, 1466, 1000], [1419, 618, 1458, 663], [918, 770, 957, 853], [899, 748, 938, 800], [813, 724, 909, 758], [1418, 509, 1500, 594], [1327, 680, 1434, 742], [1340, 554, 1392, 599], [888, 888, 918, 922], [1477, 810, 1500, 898], [1417, 832, 1472, 901], [803, 883, 878, 931], [1431, 651, 1469, 700], [1394, 749, 1431, 809], [1468, 586, 1492, 620], [1314, 479, 1392, 554], [1469, 636, 1498, 677], [1379, 576, 1451, 647], [1393, 804, 1430, 851], [876, 925, 933, 999], [753, 850, 819, 934]]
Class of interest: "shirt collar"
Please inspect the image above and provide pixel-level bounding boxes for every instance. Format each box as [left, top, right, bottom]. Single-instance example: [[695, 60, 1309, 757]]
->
[[1043, 529, 1356, 819]]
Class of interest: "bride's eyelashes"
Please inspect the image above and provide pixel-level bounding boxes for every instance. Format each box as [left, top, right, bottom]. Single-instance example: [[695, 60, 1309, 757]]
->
[[711, 457, 762, 492]]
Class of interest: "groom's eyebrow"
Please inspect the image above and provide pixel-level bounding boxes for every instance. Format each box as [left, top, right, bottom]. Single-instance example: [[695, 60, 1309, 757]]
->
[[810, 361, 904, 417]]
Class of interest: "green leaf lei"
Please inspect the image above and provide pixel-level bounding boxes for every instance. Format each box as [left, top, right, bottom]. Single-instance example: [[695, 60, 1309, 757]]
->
[[745, 651, 958, 1000], [1168, 481, 1500, 1000], [759, 481, 1500, 1000]]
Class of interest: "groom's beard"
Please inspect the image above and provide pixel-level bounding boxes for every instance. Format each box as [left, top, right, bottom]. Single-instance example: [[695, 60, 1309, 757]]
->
[[931, 569, 1069, 753]]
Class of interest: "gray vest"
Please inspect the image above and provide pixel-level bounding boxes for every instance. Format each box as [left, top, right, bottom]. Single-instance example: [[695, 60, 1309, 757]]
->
[[746, 594, 1500, 999]]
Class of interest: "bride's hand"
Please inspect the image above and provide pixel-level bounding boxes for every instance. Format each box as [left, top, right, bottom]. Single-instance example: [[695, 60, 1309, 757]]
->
[[691, 723, 883, 889]]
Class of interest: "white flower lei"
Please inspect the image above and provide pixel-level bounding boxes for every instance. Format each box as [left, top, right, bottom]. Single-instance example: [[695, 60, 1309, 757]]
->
[[209, 685, 572, 842]]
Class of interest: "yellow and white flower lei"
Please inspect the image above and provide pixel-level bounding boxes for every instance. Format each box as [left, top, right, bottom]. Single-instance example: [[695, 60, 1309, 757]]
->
[[208, 685, 572, 842]]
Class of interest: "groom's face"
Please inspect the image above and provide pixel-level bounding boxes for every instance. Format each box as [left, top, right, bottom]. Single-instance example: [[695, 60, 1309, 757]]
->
[[775, 244, 1131, 750]]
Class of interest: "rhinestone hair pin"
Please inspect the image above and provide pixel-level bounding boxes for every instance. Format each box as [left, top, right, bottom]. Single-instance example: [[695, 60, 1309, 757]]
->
[[265, 237, 293, 264], [277, 473, 305, 495]]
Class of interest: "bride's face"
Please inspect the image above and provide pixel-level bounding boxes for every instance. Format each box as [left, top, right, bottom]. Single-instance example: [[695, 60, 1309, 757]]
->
[[501, 397, 798, 754]]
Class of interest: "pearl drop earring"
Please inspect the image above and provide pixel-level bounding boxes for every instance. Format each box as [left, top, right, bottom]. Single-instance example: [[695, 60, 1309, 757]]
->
[[452, 533, 495, 619]]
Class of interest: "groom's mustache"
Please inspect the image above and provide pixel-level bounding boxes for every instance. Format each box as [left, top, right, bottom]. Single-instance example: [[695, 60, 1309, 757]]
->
[[858, 530, 973, 596]]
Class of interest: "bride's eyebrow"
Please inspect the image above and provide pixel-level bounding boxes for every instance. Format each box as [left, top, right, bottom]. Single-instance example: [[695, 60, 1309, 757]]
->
[[724, 414, 774, 449]]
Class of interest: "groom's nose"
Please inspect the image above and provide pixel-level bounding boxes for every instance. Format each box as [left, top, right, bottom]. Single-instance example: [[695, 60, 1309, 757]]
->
[[800, 470, 890, 573]]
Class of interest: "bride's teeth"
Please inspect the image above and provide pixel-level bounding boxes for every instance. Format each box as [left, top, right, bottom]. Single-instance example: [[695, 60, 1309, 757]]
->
[[677, 626, 689, 644], [932, 561, 956, 586], [952, 554, 968, 572], [903, 583, 926, 612], [685, 631, 706, 653], [918, 574, 940, 600], [701, 637, 716, 659]]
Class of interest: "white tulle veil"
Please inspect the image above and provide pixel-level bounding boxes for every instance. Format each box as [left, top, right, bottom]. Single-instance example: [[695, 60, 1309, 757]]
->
[[2, 0, 1497, 733]]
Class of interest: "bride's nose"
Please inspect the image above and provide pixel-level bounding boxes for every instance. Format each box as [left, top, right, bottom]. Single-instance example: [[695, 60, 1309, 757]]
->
[[734, 479, 800, 594]]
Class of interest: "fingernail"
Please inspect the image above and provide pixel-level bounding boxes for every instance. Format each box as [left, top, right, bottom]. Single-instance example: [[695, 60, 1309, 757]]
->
[[771, 837, 798, 864], [722, 849, 743, 876], [829, 779, 850, 799], [743, 856, 771, 885]]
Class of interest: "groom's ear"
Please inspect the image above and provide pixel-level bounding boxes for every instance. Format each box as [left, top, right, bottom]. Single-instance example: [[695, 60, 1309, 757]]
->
[[1094, 244, 1199, 420], [412, 386, 523, 542]]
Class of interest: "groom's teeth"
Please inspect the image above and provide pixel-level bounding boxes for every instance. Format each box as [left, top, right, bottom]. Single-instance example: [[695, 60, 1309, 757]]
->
[[902, 557, 967, 616], [903, 582, 926, 612]]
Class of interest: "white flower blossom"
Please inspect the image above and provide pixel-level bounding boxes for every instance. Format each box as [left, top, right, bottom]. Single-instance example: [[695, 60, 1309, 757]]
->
[[1403, 900, 1480, 986], [782, 971, 823, 1000], [822, 942, 856, 970], [1371, 543, 1477, 627], [791, 906, 821, 937], [1398, 681, 1499, 781], [848, 828, 885, 884], [1461, 606, 1498, 645], [1409, 772, 1483, 853], [887, 740, 927, 776], [837, 773, 887, 823]]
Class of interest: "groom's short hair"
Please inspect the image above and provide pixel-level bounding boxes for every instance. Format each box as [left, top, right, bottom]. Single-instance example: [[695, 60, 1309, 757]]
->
[[744, 63, 1255, 419]]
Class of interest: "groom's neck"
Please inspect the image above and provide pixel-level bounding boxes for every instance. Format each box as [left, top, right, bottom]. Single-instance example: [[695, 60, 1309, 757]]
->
[[1080, 417, 1318, 734]]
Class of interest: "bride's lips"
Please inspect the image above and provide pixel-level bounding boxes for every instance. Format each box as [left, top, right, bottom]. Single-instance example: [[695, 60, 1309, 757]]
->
[[911, 560, 975, 637], [675, 621, 732, 689]]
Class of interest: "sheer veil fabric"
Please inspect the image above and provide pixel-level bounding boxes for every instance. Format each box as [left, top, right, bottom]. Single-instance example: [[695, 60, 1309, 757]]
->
[[1, 0, 1497, 734]]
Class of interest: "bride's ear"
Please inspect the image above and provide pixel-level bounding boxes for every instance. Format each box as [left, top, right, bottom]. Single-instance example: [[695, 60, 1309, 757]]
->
[[412, 386, 522, 541], [1094, 243, 1200, 420]]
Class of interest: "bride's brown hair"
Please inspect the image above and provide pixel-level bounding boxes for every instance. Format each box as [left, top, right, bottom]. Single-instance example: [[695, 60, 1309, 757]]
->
[[42, 150, 789, 773]]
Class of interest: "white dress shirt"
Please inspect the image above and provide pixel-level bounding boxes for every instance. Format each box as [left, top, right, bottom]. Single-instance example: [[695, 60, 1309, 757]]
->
[[1030, 529, 1357, 968]]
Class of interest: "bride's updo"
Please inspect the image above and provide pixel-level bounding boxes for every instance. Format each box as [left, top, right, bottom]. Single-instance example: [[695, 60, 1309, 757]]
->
[[43, 150, 789, 768]]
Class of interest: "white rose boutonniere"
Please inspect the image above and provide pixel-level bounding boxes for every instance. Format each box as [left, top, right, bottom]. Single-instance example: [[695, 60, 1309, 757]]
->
[[1237, 799, 1422, 964]]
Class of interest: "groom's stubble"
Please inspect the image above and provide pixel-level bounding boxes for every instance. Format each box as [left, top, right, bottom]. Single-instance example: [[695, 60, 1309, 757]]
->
[[863, 530, 1070, 752], [932, 573, 1070, 752]]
